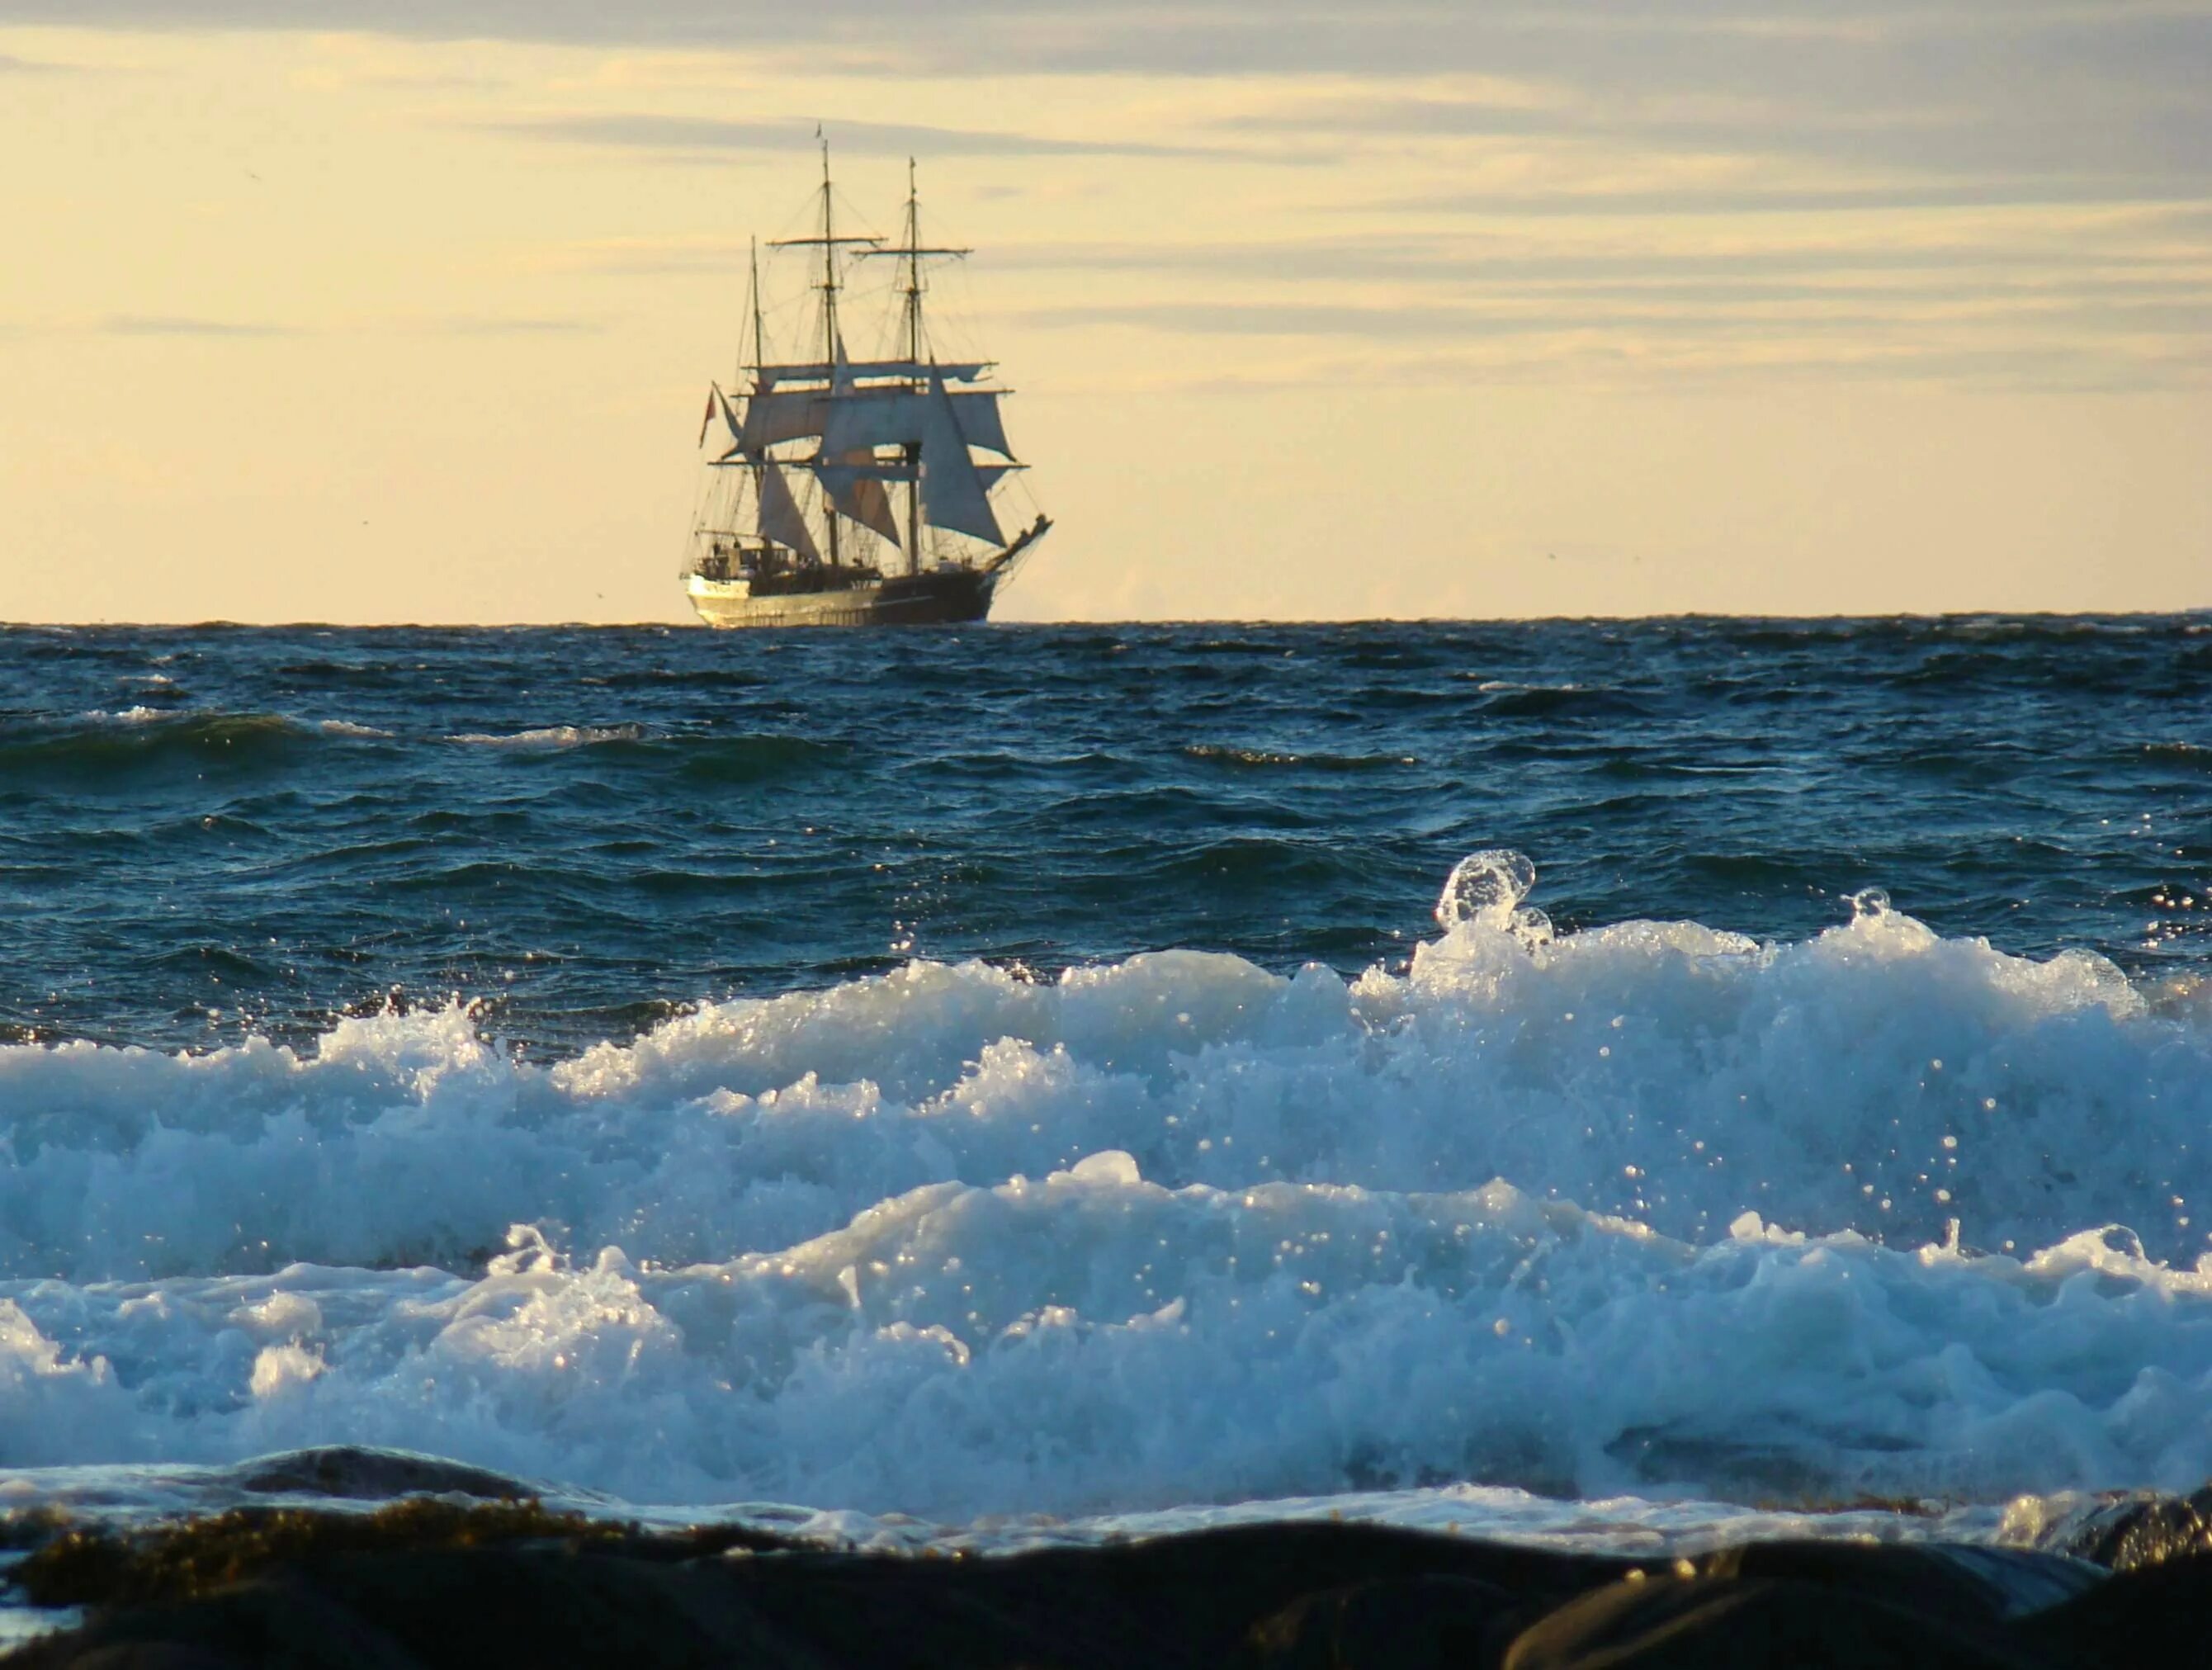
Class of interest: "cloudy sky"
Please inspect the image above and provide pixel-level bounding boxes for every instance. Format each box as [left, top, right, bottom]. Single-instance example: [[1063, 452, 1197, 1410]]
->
[[2, 2, 2206, 622]]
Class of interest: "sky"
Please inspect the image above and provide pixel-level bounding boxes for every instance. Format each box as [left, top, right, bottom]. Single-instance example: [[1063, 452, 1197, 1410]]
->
[[2, 2, 2207, 622]]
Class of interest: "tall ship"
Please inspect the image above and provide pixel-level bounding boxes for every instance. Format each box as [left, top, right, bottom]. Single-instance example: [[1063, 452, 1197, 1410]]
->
[[683, 145, 1050, 627]]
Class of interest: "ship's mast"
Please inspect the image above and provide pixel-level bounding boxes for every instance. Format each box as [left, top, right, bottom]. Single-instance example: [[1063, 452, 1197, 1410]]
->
[[817, 136, 841, 375], [816, 139, 839, 569], [749, 236, 766, 375], [863, 158, 971, 577], [768, 135, 883, 569], [903, 159, 924, 577], [744, 237, 765, 561]]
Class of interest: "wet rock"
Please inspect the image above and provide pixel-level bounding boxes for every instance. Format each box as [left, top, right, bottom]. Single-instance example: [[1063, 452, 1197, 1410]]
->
[[233, 1448, 536, 1504], [2015, 1549, 2212, 1665], [1503, 1575, 2049, 1669], [10, 1499, 791, 1613], [7, 1516, 1625, 1669], [2049, 1486, 2212, 1572], [1237, 1574, 1520, 1668], [2, 1511, 2168, 1670], [16, 1555, 794, 1670], [1696, 1538, 2101, 1621]]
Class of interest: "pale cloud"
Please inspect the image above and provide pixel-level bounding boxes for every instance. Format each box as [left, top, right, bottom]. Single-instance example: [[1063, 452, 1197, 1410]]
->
[[1136, 335, 2212, 398], [1025, 296, 2210, 343], [495, 112, 1220, 162], [993, 235, 2212, 287], [97, 315, 295, 336], [1364, 182, 2212, 218], [12, 1, 2207, 186]]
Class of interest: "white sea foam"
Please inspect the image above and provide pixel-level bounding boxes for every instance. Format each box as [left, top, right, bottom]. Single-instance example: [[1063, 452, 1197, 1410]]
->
[[446, 724, 646, 749], [80, 706, 169, 726], [2, 872, 2210, 1516]]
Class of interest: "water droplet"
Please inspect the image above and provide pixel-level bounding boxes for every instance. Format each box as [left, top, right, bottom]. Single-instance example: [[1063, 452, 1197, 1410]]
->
[[1436, 849, 1537, 930], [1847, 887, 1891, 921]]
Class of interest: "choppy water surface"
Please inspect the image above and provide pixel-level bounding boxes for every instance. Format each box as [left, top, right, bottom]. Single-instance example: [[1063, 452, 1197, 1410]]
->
[[0, 617, 2208, 1545]]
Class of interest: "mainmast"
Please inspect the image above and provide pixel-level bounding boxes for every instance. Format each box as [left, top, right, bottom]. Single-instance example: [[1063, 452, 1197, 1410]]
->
[[817, 137, 840, 374], [867, 158, 971, 576], [749, 236, 766, 375]]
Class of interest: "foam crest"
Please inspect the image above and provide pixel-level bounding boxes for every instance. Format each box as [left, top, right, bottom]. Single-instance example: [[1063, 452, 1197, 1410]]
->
[[0, 872, 2204, 1282], [2, 859, 2210, 1513], [8, 1175, 2212, 1516]]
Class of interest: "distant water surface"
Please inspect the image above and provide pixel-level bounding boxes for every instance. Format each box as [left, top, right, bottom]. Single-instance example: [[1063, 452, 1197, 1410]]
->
[[0, 617, 2204, 1054]]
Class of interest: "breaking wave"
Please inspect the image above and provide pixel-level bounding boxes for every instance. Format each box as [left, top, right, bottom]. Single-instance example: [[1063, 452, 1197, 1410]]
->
[[3, 856, 2210, 1516]]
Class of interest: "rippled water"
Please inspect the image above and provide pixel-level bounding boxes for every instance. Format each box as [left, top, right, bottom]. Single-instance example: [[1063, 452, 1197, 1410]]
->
[[1, 616, 2210, 1551], [2, 617, 2205, 1056]]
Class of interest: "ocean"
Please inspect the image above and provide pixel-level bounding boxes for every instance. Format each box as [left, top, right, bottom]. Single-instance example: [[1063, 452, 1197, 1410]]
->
[[2, 616, 2210, 1577]]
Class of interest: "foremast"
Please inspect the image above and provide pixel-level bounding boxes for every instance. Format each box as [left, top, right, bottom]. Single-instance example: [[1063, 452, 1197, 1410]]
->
[[764, 135, 882, 571]]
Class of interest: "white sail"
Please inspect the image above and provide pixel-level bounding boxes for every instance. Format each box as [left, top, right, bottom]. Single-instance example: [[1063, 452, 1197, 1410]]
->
[[817, 388, 1012, 459], [951, 391, 1013, 459], [919, 370, 1004, 546], [754, 461, 820, 563], [818, 359, 914, 544], [739, 385, 826, 453], [817, 451, 902, 544], [819, 387, 926, 457]]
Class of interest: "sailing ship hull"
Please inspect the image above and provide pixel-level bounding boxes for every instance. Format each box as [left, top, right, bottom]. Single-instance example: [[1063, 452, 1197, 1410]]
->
[[687, 567, 997, 629]]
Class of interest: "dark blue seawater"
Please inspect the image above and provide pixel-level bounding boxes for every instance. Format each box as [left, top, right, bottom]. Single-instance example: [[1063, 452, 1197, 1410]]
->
[[4, 614, 2212, 1542], [1, 617, 2205, 1057]]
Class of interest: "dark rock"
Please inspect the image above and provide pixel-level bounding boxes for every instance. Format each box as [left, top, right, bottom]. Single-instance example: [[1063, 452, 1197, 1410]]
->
[[6, 1516, 1632, 1670], [12, 1551, 831, 1670], [2049, 1487, 2212, 1572], [0, 1510, 2135, 1670], [717, 1521, 1632, 1670], [966, 1521, 1631, 1662], [1697, 1538, 2102, 1621], [2011, 1548, 2212, 1665], [1503, 1574, 2054, 1669], [1237, 1574, 1520, 1668], [12, 1500, 639, 1611], [233, 1449, 535, 1504], [10, 1496, 796, 1633], [16, 1574, 423, 1670]]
